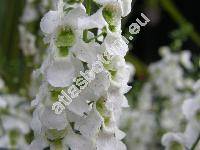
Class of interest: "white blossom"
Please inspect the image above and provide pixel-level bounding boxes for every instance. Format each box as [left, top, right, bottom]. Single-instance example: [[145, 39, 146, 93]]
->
[[120, 47, 199, 150], [29, 0, 133, 149], [0, 95, 31, 149]]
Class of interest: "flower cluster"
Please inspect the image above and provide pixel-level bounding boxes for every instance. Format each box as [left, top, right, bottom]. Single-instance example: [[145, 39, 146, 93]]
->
[[52, 50, 114, 115], [119, 109, 156, 150], [19, 0, 57, 99], [0, 94, 31, 149], [29, 0, 133, 149], [120, 47, 200, 150], [162, 79, 200, 149], [19, 0, 56, 59], [148, 47, 194, 132]]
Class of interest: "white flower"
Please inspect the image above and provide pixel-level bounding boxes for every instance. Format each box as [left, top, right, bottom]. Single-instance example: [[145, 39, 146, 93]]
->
[[96, 132, 127, 150], [182, 96, 200, 121], [21, 2, 38, 23], [74, 108, 103, 138], [162, 76, 200, 150], [180, 51, 193, 70], [40, 5, 86, 35], [94, 0, 132, 17], [28, 138, 48, 150], [19, 25, 37, 56], [183, 123, 200, 148], [120, 110, 156, 150], [39, 107, 68, 130], [120, 0, 133, 17], [193, 79, 200, 92], [0, 97, 6, 108], [0, 95, 31, 149], [103, 33, 128, 57], [162, 133, 186, 150], [63, 130, 95, 150], [71, 39, 103, 67], [78, 8, 107, 30], [119, 47, 198, 150], [67, 71, 110, 116], [46, 55, 84, 87], [108, 56, 132, 93], [40, 10, 60, 34]]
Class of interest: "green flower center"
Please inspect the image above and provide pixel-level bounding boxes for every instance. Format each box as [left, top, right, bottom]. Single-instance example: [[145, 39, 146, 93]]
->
[[96, 98, 110, 126], [51, 89, 63, 102], [103, 63, 117, 79], [102, 4, 120, 32], [9, 130, 19, 147], [55, 27, 75, 56], [169, 141, 184, 150], [46, 128, 68, 141]]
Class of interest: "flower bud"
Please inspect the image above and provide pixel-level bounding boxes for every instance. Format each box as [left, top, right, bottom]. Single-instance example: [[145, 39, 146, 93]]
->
[[102, 3, 121, 32]]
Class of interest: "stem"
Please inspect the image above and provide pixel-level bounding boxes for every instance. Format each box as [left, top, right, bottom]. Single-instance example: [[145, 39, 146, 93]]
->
[[83, 0, 92, 42], [160, 0, 200, 48], [191, 133, 200, 150], [86, 0, 91, 15], [83, 30, 88, 42]]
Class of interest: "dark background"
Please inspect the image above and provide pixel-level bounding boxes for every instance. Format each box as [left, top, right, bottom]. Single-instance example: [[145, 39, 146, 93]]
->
[[125, 0, 200, 63]]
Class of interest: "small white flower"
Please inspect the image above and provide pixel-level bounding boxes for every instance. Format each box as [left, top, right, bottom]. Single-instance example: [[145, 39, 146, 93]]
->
[[64, 130, 95, 150], [45, 55, 84, 87], [96, 132, 127, 150], [120, 110, 156, 150], [19, 25, 37, 56], [39, 107, 68, 130], [21, 3, 38, 23], [74, 108, 103, 138], [103, 33, 128, 57], [183, 123, 200, 148], [40, 10, 60, 34], [0, 97, 7, 108], [120, 0, 133, 17], [41, 4, 86, 35], [180, 51, 193, 70], [0, 95, 31, 149], [29, 138, 48, 150], [162, 132, 186, 150], [78, 8, 107, 30], [182, 94, 200, 124], [71, 39, 103, 67], [94, 0, 132, 17]]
